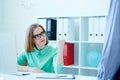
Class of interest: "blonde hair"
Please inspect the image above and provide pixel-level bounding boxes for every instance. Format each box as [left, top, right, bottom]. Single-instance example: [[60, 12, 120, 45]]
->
[[25, 23, 48, 52]]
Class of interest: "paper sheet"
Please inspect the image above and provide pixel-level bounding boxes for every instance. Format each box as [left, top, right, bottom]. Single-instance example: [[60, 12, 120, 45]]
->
[[35, 73, 75, 79]]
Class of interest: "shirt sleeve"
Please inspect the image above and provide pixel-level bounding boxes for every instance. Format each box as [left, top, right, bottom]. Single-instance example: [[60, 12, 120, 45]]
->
[[52, 49, 64, 74], [17, 50, 27, 65]]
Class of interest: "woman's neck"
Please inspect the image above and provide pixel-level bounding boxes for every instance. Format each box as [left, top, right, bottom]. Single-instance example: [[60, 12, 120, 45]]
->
[[36, 45, 45, 50]]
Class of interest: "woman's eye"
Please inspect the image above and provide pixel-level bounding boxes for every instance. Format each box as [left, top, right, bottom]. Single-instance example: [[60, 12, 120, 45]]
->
[[36, 35, 39, 37]]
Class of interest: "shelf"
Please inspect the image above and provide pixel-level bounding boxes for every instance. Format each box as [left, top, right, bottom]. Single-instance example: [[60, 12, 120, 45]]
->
[[79, 41, 104, 44], [49, 40, 104, 43], [79, 43, 103, 67], [37, 16, 106, 76], [49, 40, 57, 43], [80, 66, 98, 70], [64, 65, 98, 70], [66, 41, 80, 43], [64, 65, 79, 68]]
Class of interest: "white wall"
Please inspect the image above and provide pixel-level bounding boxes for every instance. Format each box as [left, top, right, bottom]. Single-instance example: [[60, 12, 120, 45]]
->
[[0, 0, 110, 53], [0, 0, 2, 27]]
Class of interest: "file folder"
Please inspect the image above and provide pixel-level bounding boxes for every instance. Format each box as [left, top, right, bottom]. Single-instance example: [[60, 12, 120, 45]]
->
[[88, 17, 94, 41], [94, 17, 100, 41], [57, 18, 64, 39], [99, 17, 106, 42], [63, 42, 74, 66], [46, 19, 57, 40]]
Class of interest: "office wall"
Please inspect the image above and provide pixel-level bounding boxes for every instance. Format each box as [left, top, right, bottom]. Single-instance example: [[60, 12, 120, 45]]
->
[[0, 0, 110, 53], [0, 0, 2, 27], [0, 0, 1, 21]]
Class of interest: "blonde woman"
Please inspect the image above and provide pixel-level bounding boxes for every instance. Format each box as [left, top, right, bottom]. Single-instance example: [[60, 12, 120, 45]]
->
[[17, 23, 65, 74]]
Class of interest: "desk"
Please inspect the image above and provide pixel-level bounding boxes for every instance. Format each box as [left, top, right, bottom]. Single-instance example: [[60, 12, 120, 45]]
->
[[0, 73, 97, 80]]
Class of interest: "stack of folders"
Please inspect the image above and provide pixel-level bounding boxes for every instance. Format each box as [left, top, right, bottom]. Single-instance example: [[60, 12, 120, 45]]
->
[[88, 17, 106, 42], [35, 73, 75, 80], [57, 18, 76, 41]]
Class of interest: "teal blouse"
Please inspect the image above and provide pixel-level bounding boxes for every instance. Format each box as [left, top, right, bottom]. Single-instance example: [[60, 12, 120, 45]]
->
[[17, 45, 63, 74]]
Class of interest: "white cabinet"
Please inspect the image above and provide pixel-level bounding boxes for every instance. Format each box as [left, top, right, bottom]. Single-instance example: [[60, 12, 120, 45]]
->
[[37, 16, 106, 76]]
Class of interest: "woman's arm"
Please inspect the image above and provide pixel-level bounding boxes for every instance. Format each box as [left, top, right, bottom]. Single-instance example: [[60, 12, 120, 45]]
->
[[18, 62, 45, 73], [17, 50, 45, 73], [18, 66, 45, 73], [56, 39, 66, 65], [52, 39, 65, 74]]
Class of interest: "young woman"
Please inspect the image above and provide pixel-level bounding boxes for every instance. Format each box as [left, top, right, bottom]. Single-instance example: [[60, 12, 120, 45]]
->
[[17, 23, 65, 74]]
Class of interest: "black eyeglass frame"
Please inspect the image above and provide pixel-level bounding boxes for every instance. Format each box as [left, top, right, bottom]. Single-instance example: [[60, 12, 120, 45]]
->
[[33, 31, 46, 39]]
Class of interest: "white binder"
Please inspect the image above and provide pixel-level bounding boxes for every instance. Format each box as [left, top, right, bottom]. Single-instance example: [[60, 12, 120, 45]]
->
[[88, 17, 94, 41], [99, 17, 106, 42], [57, 18, 63, 39], [94, 17, 100, 41], [63, 18, 69, 40], [67, 19, 75, 41]]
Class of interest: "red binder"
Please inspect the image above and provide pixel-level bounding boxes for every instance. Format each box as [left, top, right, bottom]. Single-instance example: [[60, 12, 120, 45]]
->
[[63, 42, 74, 66]]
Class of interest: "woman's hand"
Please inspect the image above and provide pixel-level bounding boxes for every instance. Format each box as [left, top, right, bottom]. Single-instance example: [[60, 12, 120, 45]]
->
[[56, 38, 66, 64], [28, 67, 45, 73], [18, 66, 45, 73]]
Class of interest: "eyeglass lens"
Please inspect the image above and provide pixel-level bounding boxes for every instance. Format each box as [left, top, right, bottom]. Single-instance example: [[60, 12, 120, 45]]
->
[[33, 31, 46, 39]]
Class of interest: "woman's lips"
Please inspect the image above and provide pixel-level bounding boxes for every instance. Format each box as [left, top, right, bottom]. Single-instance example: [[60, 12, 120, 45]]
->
[[41, 40, 45, 42]]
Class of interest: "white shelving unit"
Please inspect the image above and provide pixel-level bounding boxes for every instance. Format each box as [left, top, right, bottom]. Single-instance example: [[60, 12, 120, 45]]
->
[[37, 16, 106, 77]]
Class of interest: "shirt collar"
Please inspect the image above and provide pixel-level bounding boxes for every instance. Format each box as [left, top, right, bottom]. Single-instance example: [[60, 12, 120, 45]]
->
[[33, 45, 49, 56]]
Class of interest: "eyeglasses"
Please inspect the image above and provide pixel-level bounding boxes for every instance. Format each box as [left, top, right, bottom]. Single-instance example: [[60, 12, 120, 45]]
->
[[33, 31, 46, 40]]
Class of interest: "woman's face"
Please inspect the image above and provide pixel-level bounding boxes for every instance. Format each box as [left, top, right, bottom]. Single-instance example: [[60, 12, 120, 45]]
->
[[33, 26, 46, 49]]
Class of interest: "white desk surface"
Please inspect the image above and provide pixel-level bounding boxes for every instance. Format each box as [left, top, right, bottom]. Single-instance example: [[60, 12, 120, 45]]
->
[[0, 73, 97, 80]]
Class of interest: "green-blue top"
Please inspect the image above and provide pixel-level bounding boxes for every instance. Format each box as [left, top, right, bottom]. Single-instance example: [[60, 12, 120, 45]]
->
[[17, 45, 63, 74]]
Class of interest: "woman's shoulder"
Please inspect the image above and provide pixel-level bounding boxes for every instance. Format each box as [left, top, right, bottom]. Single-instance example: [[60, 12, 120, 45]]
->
[[18, 49, 28, 56]]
